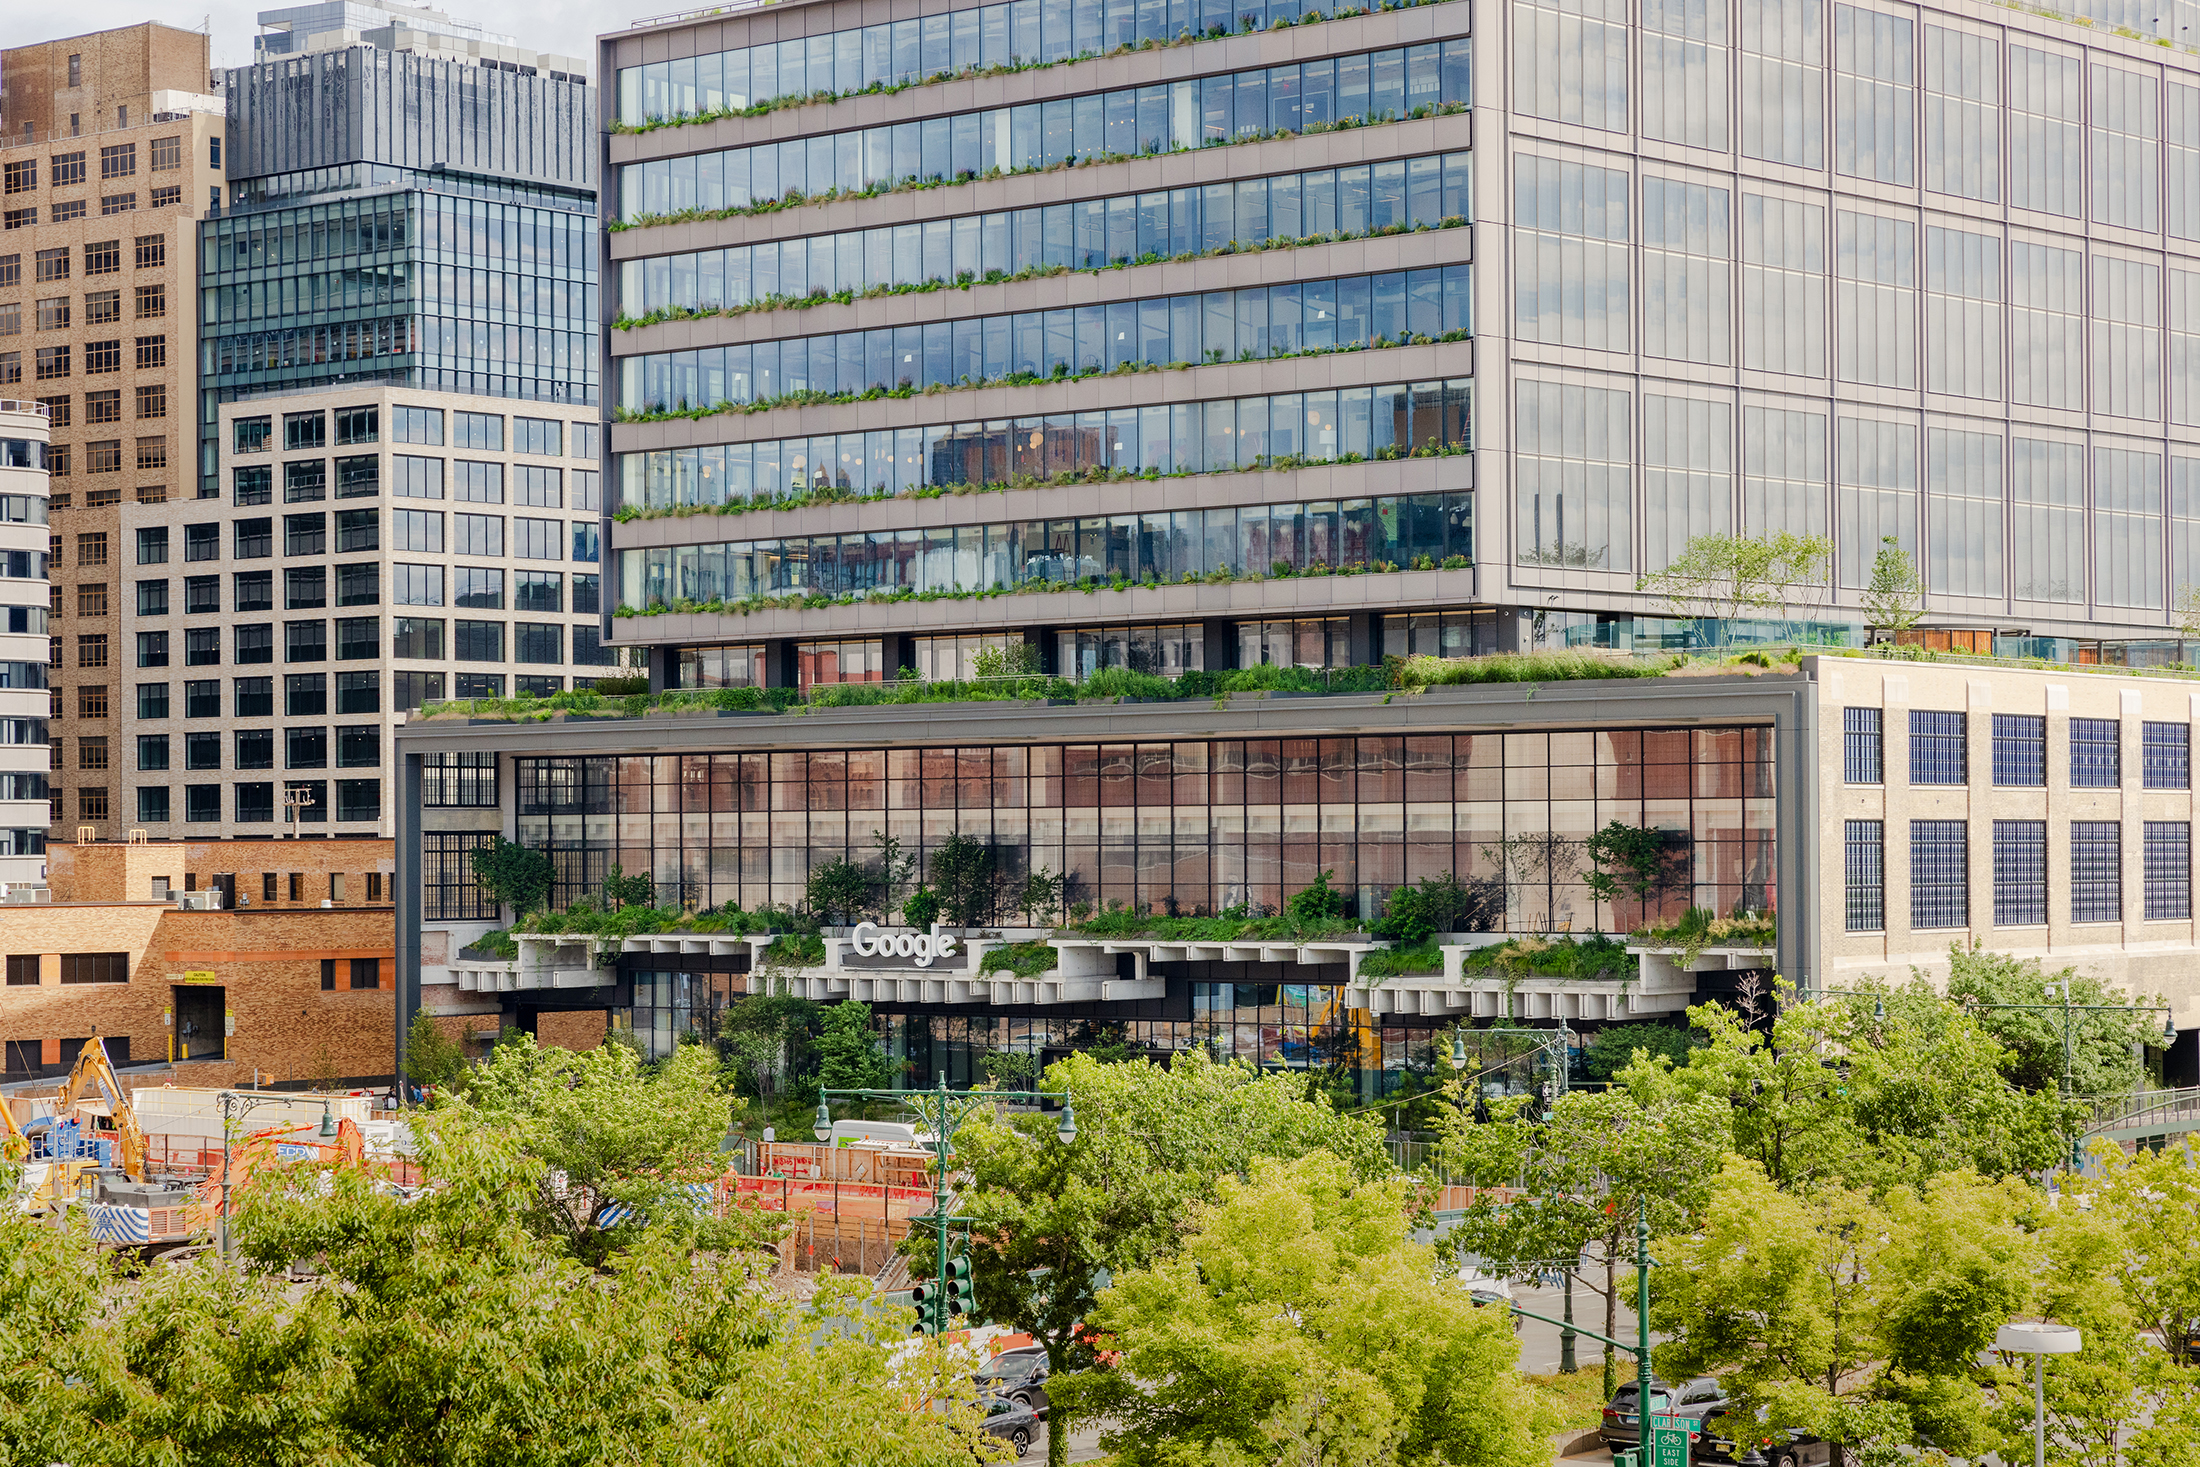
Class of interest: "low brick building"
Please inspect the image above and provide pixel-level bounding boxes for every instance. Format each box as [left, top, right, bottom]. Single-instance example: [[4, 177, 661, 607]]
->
[[2, 835, 397, 1084]]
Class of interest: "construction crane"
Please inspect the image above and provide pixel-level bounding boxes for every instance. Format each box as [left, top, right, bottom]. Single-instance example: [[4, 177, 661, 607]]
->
[[55, 1035, 149, 1181], [1, 1098, 26, 1164]]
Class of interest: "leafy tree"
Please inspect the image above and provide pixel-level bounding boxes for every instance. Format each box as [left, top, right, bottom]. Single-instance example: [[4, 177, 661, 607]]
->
[[403, 1009, 468, 1088], [714, 988, 822, 1109], [1373, 871, 1503, 944], [972, 641, 1040, 679], [1941, 942, 2165, 1099], [873, 830, 918, 907], [1016, 866, 1063, 926], [450, 1035, 769, 1268], [1580, 821, 1684, 915], [978, 1049, 1036, 1087], [1285, 867, 1346, 926], [468, 835, 553, 917], [1636, 530, 1833, 645], [805, 858, 873, 924], [928, 833, 1003, 927], [1862, 535, 1924, 639], [600, 864, 655, 909], [954, 1050, 1387, 1467], [1440, 1075, 1733, 1397], [1579, 1021, 1694, 1081], [1057, 1152, 1552, 1467], [2177, 584, 2200, 643], [813, 1000, 891, 1093], [1652, 1158, 2035, 1467], [2079, 1139, 2200, 1368], [902, 883, 942, 929]]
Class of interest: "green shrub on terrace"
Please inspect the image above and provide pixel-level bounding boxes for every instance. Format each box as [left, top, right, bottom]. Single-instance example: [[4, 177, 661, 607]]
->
[[1458, 933, 1634, 980], [978, 941, 1058, 977], [1356, 943, 1445, 978]]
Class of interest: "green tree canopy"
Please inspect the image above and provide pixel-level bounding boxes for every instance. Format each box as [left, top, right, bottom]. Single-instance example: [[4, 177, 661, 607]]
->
[[467, 835, 553, 917], [1057, 1152, 1552, 1467], [1940, 943, 2167, 1099]]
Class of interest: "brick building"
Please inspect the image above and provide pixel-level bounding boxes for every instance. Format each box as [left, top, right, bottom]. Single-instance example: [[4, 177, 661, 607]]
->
[[0, 23, 226, 841], [1, 834, 396, 1084]]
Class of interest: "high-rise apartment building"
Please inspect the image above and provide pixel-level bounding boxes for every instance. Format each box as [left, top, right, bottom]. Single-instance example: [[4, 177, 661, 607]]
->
[[0, 24, 225, 841], [90, 9, 612, 843], [0, 402, 52, 880]]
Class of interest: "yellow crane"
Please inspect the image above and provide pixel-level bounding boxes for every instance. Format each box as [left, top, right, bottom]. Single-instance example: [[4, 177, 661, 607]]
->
[[54, 1035, 149, 1181], [1, 1097, 26, 1164]]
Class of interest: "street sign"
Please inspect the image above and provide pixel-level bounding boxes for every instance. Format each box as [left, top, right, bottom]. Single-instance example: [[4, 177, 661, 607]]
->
[[1649, 1414, 1693, 1467]]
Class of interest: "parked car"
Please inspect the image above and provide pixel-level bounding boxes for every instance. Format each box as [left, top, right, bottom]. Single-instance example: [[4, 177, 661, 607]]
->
[[977, 1394, 1042, 1459], [1454, 1269, 1521, 1334], [975, 1346, 1050, 1414], [1599, 1375, 1727, 1450], [1696, 1405, 1832, 1467]]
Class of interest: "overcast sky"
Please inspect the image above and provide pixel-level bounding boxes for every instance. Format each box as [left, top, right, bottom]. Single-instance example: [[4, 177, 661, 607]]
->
[[0, 0, 622, 75]]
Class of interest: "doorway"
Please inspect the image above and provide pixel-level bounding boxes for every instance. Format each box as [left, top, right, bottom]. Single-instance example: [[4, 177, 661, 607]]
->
[[174, 984, 224, 1062]]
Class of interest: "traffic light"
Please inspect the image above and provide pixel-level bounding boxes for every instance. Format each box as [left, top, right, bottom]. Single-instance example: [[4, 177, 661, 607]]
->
[[945, 1255, 974, 1317]]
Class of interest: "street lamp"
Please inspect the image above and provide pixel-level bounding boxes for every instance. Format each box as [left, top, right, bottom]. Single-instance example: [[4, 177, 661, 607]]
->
[[819, 1072, 1077, 1335], [317, 1101, 337, 1139], [1957, 990, 2177, 1172], [1996, 1321, 2082, 1467], [217, 1090, 300, 1262]]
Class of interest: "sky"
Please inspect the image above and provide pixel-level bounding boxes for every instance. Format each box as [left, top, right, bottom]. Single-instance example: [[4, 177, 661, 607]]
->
[[0, 0, 621, 74]]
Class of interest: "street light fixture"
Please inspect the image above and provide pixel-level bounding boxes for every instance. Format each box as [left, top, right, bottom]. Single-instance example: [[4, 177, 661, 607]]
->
[[216, 1089, 301, 1262], [317, 1101, 337, 1139], [1995, 1321, 2082, 1467]]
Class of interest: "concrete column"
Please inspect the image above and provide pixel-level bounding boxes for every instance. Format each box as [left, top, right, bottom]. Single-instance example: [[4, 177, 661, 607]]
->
[[646, 645, 671, 693], [1344, 613, 1375, 669], [1202, 620, 1235, 672]]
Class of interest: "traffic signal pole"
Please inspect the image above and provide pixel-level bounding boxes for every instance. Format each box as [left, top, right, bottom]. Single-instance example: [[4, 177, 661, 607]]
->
[[1508, 1198, 1658, 1463]]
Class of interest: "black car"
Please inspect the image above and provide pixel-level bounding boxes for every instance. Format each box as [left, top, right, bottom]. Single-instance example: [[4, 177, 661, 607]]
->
[[978, 1395, 1042, 1459], [1697, 1405, 1831, 1467], [975, 1346, 1050, 1414], [1599, 1376, 1727, 1450]]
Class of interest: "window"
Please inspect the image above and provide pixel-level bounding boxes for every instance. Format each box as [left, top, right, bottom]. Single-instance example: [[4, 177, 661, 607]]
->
[[134, 335, 165, 370], [78, 736, 109, 771], [135, 283, 165, 320], [338, 782, 380, 823], [134, 526, 169, 567], [338, 671, 380, 713], [137, 734, 169, 771], [2144, 721, 2190, 789], [184, 628, 217, 665], [138, 580, 169, 616], [34, 345, 69, 380], [514, 572, 560, 613], [135, 235, 164, 269], [393, 510, 444, 554], [514, 417, 562, 456], [394, 456, 444, 499], [452, 567, 502, 609], [426, 832, 499, 919], [394, 617, 445, 659], [190, 678, 226, 716], [234, 518, 272, 558], [210, 138, 222, 170], [286, 566, 327, 610], [393, 406, 444, 445], [455, 411, 504, 450], [395, 564, 444, 606], [1990, 713, 2045, 786], [233, 571, 272, 612], [287, 727, 327, 769], [235, 624, 272, 663], [83, 339, 120, 374], [100, 145, 134, 181], [573, 575, 600, 616], [235, 729, 273, 769], [1909, 710, 1966, 784], [137, 787, 169, 823], [1843, 707, 1882, 783], [336, 617, 377, 660], [285, 781, 327, 824], [185, 522, 218, 561], [517, 676, 563, 698], [185, 731, 220, 770], [86, 439, 121, 474], [344, 954, 379, 987], [235, 417, 271, 454], [185, 576, 218, 614], [285, 460, 326, 503], [285, 620, 327, 662], [337, 725, 379, 767], [515, 623, 561, 664], [76, 787, 107, 820], [39, 298, 72, 331], [335, 455, 378, 497], [337, 509, 379, 552], [573, 422, 600, 460], [1844, 820, 1884, 932], [394, 671, 445, 709], [2070, 718, 2121, 788], [457, 514, 504, 557], [136, 437, 166, 472], [1513, 157, 1631, 352], [516, 466, 562, 508], [454, 461, 502, 502], [2145, 822, 2191, 921], [337, 563, 378, 606], [35, 247, 68, 282], [233, 784, 271, 823], [4, 954, 36, 985], [319, 959, 334, 991], [421, 751, 499, 808], [286, 674, 327, 716], [1, 161, 30, 194], [149, 135, 182, 172], [60, 953, 128, 985], [68, 55, 80, 86], [284, 513, 326, 557], [77, 687, 108, 719], [2071, 821, 2123, 923], [335, 407, 377, 445], [572, 471, 601, 513], [2, 209, 34, 230], [571, 523, 599, 563], [136, 631, 167, 667], [137, 683, 168, 718], [78, 633, 108, 668], [572, 626, 617, 666], [136, 383, 165, 418], [455, 621, 503, 662], [1911, 820, 1968, 929], [100, 193, 136, 216]]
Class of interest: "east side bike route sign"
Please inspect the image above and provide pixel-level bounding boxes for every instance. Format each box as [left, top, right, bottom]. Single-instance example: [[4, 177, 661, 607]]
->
[[1648, 1413, 1697, 1467]]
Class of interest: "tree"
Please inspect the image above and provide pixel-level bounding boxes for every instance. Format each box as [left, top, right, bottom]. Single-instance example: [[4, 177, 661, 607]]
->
[[805, 858, 873, 924], [449, 1035, 771, 1268], [1015, 866, 1063, 926], [600, 864, 654, 910], [1440, 1074, 1733, 1397], [1056, 1152, 1552, 1467], [1579, 1021, 1694, 1082], [1580, 821, 1684, 918], [972, 641, 1039, 679], [813, 1000, 890, 1093], [1373, 871, 1503, 944], [953, 1050, 1388, 1467], [928, 833, 1003, 927], [1285, 868, 1346, 926], [1862, 535, 1924, 640], [902, 883, 942, 928], [1941, 942, 2165, 1100], [467, 835, 553, 918], [1636, 531, 1834, 646], [403, 1009, 468, 1088], [1652, 1158, 2034, 1467]]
